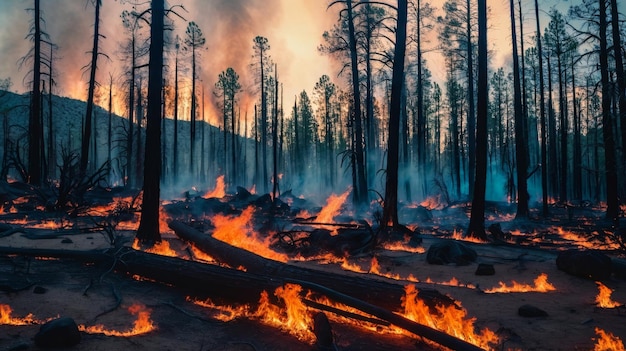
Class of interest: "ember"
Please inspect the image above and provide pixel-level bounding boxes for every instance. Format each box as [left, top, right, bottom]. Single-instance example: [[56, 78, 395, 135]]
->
[[484, 273, 556, 293], [595, 282, 622, 308], [78, 303, 156, 337]]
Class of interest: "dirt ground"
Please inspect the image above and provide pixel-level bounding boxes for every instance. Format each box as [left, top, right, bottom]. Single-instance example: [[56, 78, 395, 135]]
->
[[1, 215, 625, 351]]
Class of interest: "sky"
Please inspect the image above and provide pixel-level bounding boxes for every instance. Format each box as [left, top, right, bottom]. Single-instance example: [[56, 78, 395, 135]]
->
[[0, 0, 624, 125]]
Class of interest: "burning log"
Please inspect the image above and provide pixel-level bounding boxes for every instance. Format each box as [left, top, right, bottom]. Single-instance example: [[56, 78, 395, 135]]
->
[[168, 220, 453, 312]]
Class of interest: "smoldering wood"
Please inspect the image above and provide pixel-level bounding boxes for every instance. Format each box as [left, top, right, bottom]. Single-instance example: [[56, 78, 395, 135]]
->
[[169, 220, 455, 312]]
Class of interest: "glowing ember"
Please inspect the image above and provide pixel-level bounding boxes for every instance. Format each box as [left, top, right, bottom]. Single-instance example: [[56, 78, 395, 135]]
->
[[595, 282, 622, 308], [203, 175, 226, 199], [79, 303, 156, 337], [594, 327, 625, 351], [401, 284, 499, 349], [0, 304, 46, 325], [484, 273, 556, 293], [211, 207, 288, 262], [419, 195, 443, 211], [451, 228, 485, 243], [158, 206, 173, 234], [315, 189, 351, 224], [340, 258, 367, 273], [189, 245, 216, 263]]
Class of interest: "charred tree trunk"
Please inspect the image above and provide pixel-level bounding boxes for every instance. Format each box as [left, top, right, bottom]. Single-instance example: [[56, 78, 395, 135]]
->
[[136, 0, 164, 245], [465, 0, 476, 198], [346, 0, 368, 205], [382, 0, 408, 228], [610, 0, 626, 168], [599, 0, 619, 221], [28, 0, 42, 185], [80, 0, 102, 176], [510, 0, 529, 218], [534, 0, 549, 216], [173, 39, 180, 183], [467, 0, 488, 240]]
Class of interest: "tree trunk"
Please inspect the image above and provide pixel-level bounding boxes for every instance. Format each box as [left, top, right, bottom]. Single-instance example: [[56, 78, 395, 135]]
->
[[598, 0, 619, 221], [80, 0, 101, 176], [465, 0, 476, 198], [346, 0, 368, 205], [610, 0, 626, 168], [510, 0, 528, 218], [136, 0, 164, 245], [28, 0, 42, 185], [382, 0, 408, 228], [534, 0, 549, 216], [173, 44, 179, 182], [467, 0, 488, 240]]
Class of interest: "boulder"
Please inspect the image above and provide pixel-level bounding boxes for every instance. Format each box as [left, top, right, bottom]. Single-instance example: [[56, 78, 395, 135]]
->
[[34, 317, 81, 348], [556, 249, 612, 280], [518, 304, 548, 317], [426, 240, 477, 265]]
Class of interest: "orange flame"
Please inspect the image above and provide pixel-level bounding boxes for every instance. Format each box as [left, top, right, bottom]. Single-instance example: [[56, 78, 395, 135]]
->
[[419, 195, 443, 210], [132, 238, 178, 257], [0, 304, 49, 325], [484, 273, 556, 293], [595, 282, 622, 308], [256, 283, 313, 341], [382, 241, 425, 253], [594, 327, 625, 351], [189, 297, 250, 322], [401, 284, 499, 349], [78, 303, 156, 337], [203, 175, 226, 199], [210, 207, 288, 262], [315, 189, 350, 224]]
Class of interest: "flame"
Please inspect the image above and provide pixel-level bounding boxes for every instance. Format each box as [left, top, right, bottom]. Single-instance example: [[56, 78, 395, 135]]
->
[[315, 189, 351, 224], [210, 207, 288, 262], [0, 304, 48, 325], [556, 227, 621, 250], [484, 273, 556, 293], [132, 238, 178, 257], [30, 219, 64, 230], [249, 184, 256, 194], [594, 327, 625, 351], [189, 244, 216, 263], [158, 206, 173, 234], [203, 175, 226, 199], [78, 303, 156, 337], [595, 282, 622, 308], [451, 228, 486, 243], [382, 241, 425, 253], [401, 284, 499, 349], [189, 297, 250, 322], [419, 195, 443, 211]]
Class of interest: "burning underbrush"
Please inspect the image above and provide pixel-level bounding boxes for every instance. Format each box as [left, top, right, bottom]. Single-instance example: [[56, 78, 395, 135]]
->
[[1, 178, 626, 350]]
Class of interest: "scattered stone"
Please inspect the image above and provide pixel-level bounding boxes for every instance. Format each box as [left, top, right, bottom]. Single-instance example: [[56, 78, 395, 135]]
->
[[475, 263, 495, 276], [34, 317, 81, 348], [518, 304, 548, 317], [556, 249, 612, 280], [426, 240, 477, 266], [60, 238, 73, 244], [33, 286, 47, 294]]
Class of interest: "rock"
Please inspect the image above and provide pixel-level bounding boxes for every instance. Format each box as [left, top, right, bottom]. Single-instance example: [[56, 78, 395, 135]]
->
[[34, 317, 81, 348], [426, 240, 477, 266], [475, 263, 495, 276], [518, 304, 548, 317], [556, 249, 612, 280], [313, 312, 334, 350], [33, 286, 47, 294], [60, 238, 73, 244]]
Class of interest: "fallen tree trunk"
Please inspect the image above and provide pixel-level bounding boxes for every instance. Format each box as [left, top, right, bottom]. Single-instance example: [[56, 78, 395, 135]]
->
[[0, 245, 485, 351], [169, 220, 454, 312]]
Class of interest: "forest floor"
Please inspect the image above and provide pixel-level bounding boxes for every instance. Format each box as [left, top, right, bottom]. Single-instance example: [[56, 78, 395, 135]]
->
[[1, 201, 625, 351]]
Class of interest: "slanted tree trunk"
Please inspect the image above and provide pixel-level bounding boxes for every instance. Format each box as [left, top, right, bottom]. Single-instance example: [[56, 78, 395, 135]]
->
[[382, 0, 408, 228], [136, 0, 164, 245]]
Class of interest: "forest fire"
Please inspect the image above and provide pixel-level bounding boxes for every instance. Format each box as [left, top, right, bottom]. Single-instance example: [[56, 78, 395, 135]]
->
[[202, 175, 226, 199], [132, 238, 178, 257], [401, 284, 499, 350], [209, 207, 288, 262], [594, 327, 625, 351], [78, 304, 156, 337], [484, 273, 556, 293], [314, 189, 351, 224], [595, 282, 622, 308]]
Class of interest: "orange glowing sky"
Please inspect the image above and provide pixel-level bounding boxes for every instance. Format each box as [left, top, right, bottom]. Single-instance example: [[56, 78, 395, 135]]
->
[[0, 0, 616, 125]]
